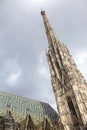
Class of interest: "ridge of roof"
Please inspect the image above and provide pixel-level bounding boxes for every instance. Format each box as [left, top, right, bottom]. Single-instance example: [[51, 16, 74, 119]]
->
[[0, 90, 48, 105]]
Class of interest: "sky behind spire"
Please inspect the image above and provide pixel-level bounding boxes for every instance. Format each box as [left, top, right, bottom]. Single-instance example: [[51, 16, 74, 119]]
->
[[0, 0, 87, 111]]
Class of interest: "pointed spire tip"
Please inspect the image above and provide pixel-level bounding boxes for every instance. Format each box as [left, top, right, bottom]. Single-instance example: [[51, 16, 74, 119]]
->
[[41, 10, 45, 16]]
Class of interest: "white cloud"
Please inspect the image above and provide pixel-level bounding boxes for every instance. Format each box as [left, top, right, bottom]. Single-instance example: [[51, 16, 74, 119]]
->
[[38, 52, 50, 77], [0, 0, 87, 112], [6, 70, 21, 86], [1, 58, 22, 86], [75, 51, 87, 65], [74, 51, 87, 79], [39, 67, 47, 75]]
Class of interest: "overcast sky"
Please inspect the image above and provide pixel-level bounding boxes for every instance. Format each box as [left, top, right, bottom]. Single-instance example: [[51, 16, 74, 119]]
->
[[0, 0, 87, 112]]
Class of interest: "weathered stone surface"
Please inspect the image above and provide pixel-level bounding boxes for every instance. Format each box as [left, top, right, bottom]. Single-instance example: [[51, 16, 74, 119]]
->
[[41, 10, 87, 130]]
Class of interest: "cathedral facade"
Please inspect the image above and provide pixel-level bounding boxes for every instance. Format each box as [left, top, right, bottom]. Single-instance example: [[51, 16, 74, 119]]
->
[[41, 10, 87, 130], [0, 11, 87, 130]]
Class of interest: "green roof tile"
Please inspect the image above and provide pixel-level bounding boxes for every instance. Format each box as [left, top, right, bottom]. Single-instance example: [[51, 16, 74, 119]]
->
[[0, 91, 58, 124]]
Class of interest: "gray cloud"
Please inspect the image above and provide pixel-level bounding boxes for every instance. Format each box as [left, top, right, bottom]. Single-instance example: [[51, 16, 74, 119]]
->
[[0, 0, 87, 111]]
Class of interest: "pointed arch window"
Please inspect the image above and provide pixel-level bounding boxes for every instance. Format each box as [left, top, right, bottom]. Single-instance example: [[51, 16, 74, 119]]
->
[[67, 97, 78, 119]]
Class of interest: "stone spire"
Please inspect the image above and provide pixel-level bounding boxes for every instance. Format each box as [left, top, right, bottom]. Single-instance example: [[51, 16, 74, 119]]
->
[[41, 10, 87, 130], [41, 10, 64, 81], [41, 10, 59, 46]]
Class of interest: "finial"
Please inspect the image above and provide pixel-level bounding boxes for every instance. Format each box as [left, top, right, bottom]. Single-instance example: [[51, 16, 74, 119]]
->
[[6, 109, 11, 116], [41, 9, 45, 15]]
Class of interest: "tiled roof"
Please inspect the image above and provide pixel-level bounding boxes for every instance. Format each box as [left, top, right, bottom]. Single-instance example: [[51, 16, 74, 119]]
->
[[0, 91, 58, 124]]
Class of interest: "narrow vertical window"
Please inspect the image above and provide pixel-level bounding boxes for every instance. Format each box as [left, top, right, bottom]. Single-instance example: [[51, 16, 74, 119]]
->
[[67, 97, 80, 129], [67, 97, 78, 119]]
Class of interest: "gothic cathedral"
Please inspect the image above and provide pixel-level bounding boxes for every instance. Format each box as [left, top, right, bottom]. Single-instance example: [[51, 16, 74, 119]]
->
[[41, 10, 87, 130]]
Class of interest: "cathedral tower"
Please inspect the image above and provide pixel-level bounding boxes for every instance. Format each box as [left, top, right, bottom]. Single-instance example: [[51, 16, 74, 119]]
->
[[41, 10, 87, 130]]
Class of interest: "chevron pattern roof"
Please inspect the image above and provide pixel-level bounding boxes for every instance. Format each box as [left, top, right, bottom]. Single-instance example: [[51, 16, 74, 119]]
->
[[0, 91, 58, 125]]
